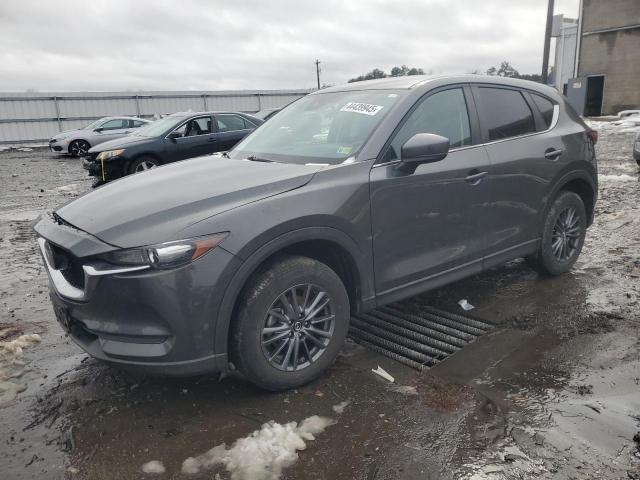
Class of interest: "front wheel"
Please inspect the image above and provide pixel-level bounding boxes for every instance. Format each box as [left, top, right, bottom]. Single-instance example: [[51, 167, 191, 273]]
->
[[527, 191, 587, 276], [128, 156, 160, 175], [231, 255, 350, 390], [68, 140, 90, 157]]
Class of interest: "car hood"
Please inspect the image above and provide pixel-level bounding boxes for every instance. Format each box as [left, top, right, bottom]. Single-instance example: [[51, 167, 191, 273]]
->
[[55, 157, 324, 248], [88, 135, 153, 152]]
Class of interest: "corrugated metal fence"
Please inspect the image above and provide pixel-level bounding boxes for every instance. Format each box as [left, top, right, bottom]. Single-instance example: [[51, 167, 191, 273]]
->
[[0, 89, 311, 144]]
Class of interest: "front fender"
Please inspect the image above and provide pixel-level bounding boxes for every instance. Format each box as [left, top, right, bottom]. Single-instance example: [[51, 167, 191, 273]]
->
[[211, 225, 375, 359]]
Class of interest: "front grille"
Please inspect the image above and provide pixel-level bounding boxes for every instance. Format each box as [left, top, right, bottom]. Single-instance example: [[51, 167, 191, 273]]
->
[[48, 242, 85, 290]]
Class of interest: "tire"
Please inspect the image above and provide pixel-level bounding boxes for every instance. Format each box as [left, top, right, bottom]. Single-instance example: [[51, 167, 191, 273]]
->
[[231, 255, 350, 391], [128, 156, 160, 175], [527, 191, 587, 276], [68, 140, 90, 157]]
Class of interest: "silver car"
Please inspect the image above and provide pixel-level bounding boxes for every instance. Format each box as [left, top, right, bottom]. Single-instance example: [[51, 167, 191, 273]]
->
[[48, 116, 151, 157]]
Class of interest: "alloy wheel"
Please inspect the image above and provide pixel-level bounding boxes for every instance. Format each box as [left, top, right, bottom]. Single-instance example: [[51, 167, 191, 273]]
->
[[261, 284, 335, 372], [551, 206, 581, 261], [135, 160, 157, 172], [70, 141, 89, 156]]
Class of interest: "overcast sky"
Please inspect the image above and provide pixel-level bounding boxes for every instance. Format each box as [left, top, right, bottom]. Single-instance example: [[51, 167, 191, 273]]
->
[[0, 0, 579, 92]]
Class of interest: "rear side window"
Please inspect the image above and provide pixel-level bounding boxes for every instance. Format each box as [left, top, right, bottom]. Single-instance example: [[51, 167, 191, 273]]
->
[[131, 120, 147, 128], [531, 93, 555, 130], [386, 88, 472, 161], [476, 87, 535, 141], [100, 119, 128, 130], [216, 114, 248, 132]]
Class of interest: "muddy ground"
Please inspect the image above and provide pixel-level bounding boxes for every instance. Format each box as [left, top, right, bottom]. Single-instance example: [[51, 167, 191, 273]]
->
[[0, 127, 638, 480]]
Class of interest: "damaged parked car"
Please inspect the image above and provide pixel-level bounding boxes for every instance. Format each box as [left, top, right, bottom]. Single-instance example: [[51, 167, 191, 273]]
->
[[83, 111, 262, 184], [36, 75, 598, 390], [48, 116, 151, 157]]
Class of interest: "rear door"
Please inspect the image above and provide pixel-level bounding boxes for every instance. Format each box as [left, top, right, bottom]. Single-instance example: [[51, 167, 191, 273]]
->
[[164, 115, 219, 161], [214, 114, 256, 151], [472, 85, 563, 261], [369, 86, 492, 300]]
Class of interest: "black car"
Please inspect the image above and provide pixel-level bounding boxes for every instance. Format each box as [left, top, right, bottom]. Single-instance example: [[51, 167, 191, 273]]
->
[[83, 111, 262, 183], [37, 75, 597, 390]]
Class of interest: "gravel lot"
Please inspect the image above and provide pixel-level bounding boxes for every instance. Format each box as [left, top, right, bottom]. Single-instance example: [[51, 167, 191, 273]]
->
[[0, 126, 639, 480]]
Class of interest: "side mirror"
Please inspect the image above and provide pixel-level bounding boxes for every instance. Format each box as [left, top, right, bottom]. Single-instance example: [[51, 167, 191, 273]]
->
[[167, 131, 182, 141], [398, 133, 450, 173], [94, 127, 104, 133]]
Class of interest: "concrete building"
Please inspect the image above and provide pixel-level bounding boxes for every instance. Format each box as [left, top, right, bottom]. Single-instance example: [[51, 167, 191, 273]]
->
[[569, 0, 640, 116], [550, 15, 578, 95]]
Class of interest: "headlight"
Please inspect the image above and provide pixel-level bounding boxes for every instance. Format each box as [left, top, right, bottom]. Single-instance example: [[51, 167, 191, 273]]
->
[[101, 233, 228, 269], [96, 149, 125, 161]]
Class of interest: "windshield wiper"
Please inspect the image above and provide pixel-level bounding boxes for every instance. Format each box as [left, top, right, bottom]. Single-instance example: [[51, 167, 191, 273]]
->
[[246, 155, 274, 163], [222, 151, 230, 158]]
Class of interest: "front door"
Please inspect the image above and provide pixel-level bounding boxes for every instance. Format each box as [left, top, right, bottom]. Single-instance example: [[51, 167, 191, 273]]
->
[[165, 115, 219, 162], [369, 86, 491, 301]]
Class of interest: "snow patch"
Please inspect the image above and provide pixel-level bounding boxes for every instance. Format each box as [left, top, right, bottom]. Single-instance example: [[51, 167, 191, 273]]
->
[[332, 400, 350, 414], [181, 415, 335, 479], [0, 334, 42, 406], [52, 183, 82, 196], [598, 174, 637, 182], [141, 460, 165, 474], [391, 385, 419, 396]]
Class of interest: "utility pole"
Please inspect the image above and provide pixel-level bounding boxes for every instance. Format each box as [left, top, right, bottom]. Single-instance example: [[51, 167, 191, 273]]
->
[[315, 59, 321, 89], [541, 0, 555, 84]]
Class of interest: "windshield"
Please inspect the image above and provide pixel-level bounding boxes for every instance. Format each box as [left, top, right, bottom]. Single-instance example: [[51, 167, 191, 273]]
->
[[229, 90, 403, 164], [133, 115, 187, 137], [83, 119, 105, 130], [252, 110, 276, 120]]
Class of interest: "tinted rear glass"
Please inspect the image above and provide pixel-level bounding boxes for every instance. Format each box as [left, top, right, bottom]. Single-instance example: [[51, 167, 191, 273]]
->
[[531, 93, 555, 130], [476, 87, 536, 141]]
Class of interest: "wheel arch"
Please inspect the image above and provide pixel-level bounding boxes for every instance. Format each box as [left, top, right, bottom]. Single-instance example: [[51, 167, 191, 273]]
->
[[214, 226, 371, 365], [545, 170, 597, 227]]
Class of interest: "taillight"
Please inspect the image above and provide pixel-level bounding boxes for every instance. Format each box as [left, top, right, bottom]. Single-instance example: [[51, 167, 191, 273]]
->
[[587, 130, 598, 144]]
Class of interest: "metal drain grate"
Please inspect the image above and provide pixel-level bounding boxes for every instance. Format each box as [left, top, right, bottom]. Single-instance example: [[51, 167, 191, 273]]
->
[[349, 304, 493, 371]]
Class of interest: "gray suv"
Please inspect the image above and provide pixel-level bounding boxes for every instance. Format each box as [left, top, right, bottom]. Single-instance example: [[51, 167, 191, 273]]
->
[[35, 75, 598, 390]]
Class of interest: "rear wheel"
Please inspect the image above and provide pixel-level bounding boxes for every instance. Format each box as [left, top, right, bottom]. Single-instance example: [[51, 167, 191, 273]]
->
[[231, 255, 350, 390], [128, 156, 160, 175], [68, 140, 90, 157], [527, 191, 587, 276]]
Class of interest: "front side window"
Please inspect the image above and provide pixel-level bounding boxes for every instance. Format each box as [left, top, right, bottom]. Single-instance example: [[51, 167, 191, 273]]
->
[[531, 93, 555, 130], [476, 87, 535, 141], [230, 90, 403, 165], [100, 119, 128, 130], [173, 116, 212, 137], [386, 88, 471, 161], [217, 114, 248, 132]]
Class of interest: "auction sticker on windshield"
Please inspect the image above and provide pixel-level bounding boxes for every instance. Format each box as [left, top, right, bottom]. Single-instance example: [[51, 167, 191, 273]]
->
[[340, 102, 384, 116]]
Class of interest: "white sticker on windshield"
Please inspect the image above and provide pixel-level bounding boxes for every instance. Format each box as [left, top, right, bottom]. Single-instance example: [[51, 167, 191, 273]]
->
[[340, 102, 384, 116]]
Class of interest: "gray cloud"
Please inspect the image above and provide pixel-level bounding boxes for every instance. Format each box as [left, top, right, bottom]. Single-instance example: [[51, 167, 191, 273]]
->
[[0, 0, 579, 91]]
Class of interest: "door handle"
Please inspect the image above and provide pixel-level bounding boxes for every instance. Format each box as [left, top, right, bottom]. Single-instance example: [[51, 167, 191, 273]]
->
[[544, 148, 563, 160], [465, 170, 488, 185], [207, 137, 218, 142]]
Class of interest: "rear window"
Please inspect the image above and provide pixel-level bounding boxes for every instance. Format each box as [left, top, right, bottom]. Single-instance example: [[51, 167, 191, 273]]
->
[[476, 87, 536, 141], [531, 93, 555, 130]]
